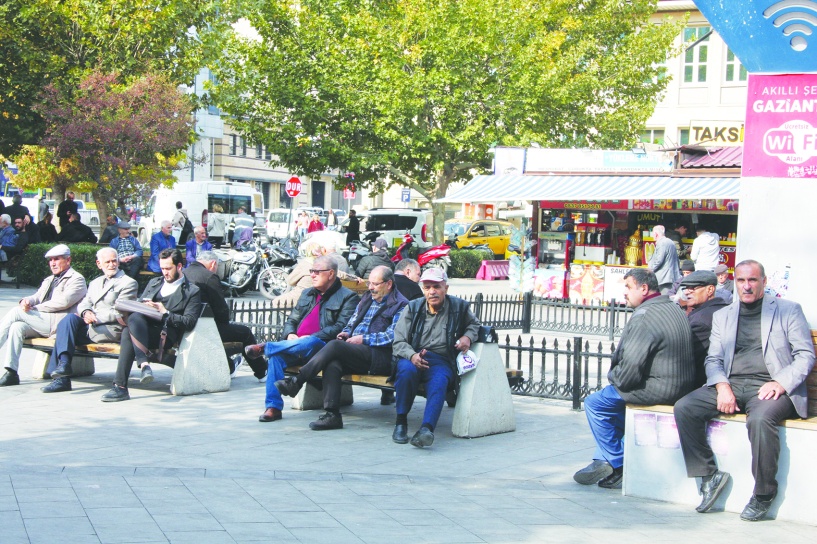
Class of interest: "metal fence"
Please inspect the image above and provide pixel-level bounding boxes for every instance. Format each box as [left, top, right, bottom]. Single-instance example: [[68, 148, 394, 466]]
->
[[228, 299, 617, 406]]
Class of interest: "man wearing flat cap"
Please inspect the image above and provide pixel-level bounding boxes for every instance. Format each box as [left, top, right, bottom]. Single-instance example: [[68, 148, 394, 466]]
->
[[714, 264, 733, 293], [680, 270, 730, 387], [0, 244, 88, 386], [110, 221, 144, 280]]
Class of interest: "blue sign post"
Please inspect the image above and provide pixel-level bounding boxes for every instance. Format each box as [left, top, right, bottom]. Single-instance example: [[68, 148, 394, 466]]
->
[[401, 188, 411, 204]]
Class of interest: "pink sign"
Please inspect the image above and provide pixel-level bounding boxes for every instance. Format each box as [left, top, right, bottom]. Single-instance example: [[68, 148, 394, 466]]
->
[[743, 74, 817, 179]]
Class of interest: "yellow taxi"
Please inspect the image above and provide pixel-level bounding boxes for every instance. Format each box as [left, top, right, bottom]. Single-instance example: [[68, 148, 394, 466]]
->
[[445, 219, 515, 258]]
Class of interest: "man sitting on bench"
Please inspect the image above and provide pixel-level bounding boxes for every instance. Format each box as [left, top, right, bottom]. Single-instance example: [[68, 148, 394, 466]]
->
[[0, 244, 88, 387], [274, 265, 408, 431], [245, 255, 359, 423], [391, 268, 480, 448], [674, 259, 815, 521], [42, 247, 138, 393], [101, 249, 201, 402]]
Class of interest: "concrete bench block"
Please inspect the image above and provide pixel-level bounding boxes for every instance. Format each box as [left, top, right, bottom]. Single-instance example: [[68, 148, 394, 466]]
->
[[290, 382, 353, 411], [170, 317, 230, 396], [30, 351, 95, 380], [452, 342, 516, 438], [623, 406, 817, 525]]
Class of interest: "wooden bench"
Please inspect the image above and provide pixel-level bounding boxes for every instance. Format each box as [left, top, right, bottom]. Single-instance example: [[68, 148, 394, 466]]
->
[[23, 310, 242, 396], [475, 260, 509, 280], [621, 330, 817, 524], [283, 342, 522, 438]]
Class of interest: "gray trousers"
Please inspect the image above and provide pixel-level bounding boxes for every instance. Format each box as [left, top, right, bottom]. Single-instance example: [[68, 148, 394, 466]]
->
[[0, 307, 52, 371], [673, 378, 796, 496]]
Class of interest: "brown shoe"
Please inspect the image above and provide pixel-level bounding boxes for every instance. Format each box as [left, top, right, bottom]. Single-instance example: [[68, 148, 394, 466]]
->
[[245, 343, 266, 360], [258, 407, 282, 422]]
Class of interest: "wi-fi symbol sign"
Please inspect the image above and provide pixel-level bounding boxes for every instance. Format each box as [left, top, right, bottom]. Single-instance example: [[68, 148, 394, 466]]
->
[[764, 0, 817, 52]]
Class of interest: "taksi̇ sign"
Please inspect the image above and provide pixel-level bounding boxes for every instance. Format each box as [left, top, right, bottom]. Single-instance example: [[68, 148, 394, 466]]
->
[[743, 74, 817, 179], [285, 176, 302, 197]]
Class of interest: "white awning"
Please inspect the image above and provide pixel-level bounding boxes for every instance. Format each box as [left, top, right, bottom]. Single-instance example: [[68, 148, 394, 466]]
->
[[437, 175, 741, 203]]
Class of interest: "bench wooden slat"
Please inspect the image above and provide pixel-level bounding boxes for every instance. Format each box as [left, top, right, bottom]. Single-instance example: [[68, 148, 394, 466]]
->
[[285, 364, 523, 389], [23, 338, 243, 359]]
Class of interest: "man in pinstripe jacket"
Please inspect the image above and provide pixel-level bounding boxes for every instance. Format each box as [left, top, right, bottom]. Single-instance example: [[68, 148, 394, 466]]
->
[[573, 268, 695, 489]]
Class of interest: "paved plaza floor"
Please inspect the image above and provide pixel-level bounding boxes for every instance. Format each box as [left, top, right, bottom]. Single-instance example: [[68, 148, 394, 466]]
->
[[1, 282, 816, 543]]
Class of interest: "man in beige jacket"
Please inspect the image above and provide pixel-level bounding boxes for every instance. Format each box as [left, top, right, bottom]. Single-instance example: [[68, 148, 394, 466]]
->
[[0, 244, 87, 386]]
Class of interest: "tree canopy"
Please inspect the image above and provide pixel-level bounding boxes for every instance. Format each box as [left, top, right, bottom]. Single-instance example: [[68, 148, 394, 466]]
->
[[214, 0, 682, 240]]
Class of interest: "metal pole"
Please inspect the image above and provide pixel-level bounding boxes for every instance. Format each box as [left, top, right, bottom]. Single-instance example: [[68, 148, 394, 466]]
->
[[286, 194, 294, 240], [522, 291, 532, 334], [572, 336, 582, 410]]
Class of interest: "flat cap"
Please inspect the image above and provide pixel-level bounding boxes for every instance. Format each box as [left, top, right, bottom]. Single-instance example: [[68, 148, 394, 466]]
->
[[44, 244, 71, 258], [679, 270, 717, 289]]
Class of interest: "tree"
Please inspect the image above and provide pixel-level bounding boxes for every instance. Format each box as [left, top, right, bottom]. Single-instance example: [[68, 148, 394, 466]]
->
[[0, 0, 239, 157], [22, 71, 193, 233], [213, 0, 682, 242]]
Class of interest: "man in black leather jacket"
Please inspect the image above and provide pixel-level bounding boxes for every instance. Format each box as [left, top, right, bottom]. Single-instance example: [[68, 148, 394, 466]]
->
[[245, 255, 359, 423], [101, 248, 201, 402]]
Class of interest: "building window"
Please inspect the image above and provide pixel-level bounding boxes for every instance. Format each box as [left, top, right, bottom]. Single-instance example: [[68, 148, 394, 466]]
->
[[229, 134, 237, 156], [256, 143, 263, 159], [640, 129, 665, 145], [240, 137, 247, 157], [683, 26, 710, 84], [265, 147, 272, 161], [679, 129, 690, 146], [724, 48, 747, 83]]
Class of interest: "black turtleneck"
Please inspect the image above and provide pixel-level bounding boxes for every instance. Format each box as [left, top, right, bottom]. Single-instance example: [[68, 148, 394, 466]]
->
[[731, 298, 769, 380]]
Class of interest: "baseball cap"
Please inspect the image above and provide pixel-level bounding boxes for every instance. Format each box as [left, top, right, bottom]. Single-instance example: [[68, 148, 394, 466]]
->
[[44, 244, 71, 258], [679, 270, 717, 289], [372, 238, 388, 250], [419, 268, 448, 283]]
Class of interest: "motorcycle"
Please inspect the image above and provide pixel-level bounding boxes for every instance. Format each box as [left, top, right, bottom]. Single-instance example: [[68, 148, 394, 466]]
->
[[392, 232, 451, 273], [257, 238, 299, 300]]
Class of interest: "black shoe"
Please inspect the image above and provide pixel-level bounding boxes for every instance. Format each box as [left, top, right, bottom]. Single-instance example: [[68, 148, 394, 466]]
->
[[275, 376, 302, 398], [573, 460, 614, 485], [410, 427, 434, 448], [52, 360, 73, 378], [41, 377, 72, 393], [101, 385, 130, 402], [696, 471, 730, 513], [140, 365, 154, 384], [598, 467, 623, 489], [0, 369, 20, 387], [392, 424, 408, 444], [380, 390, 395, 405], [740, 491, 777, 521], [258, 408, 282, 422], [309, 411, 343, 430]]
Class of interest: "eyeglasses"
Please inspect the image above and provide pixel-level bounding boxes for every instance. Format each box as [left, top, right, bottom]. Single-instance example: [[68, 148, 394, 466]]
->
[[367, 280, 385, 287], [309, 269, 330, 275]]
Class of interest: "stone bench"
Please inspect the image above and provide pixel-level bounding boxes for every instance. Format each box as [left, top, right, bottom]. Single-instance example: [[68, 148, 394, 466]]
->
[[285, 342, 520, 438], [23, 312, 241, 396]]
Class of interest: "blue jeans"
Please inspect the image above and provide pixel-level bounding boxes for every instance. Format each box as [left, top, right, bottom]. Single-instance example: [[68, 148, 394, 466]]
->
[[584, 385, 626, 469], [264, 336, 326, 409], [394, 352, 455, 430]]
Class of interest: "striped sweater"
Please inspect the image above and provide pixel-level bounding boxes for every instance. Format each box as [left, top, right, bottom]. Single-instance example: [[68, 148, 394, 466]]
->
[[608, 295, 695, 405]]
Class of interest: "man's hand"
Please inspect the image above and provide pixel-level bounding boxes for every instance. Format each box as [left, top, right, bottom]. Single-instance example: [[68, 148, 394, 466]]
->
[[715, 382, 739, 414], [336, 332, 350, 341], [144, 301, 168, 315], [455, 336, 471, 352], [346, 335, 364, 344], [287, 333, 299, 341], [82, 310, 98, 324], [410, 349, 429, 370], [19, 299, 32, 312], [758, 380, 786, 401]]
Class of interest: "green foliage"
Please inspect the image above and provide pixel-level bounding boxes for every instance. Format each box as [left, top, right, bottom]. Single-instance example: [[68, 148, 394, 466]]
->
[[449, 249, 489, 279], [15, 243, 104, 287]]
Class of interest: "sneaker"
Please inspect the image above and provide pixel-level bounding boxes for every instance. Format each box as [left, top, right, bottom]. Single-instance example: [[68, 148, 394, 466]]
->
[[573, 460, 614, 485], [598, 467, 623, 489], [230, 355, 244, 378], [309, 411, 343, 431], [101, 385, 130, 402], [41, 377, 72, 393], [740, 491, 777, 521], [140, 365, 154, 384]]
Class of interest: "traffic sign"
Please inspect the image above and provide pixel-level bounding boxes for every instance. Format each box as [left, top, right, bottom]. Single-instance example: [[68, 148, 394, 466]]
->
[[285, 176, 302, 198], [343, 187, 356, 200], [401, 188, 411, 203]]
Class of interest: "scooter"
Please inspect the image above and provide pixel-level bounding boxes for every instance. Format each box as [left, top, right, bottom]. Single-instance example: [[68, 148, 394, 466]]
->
[[392, 232, 451, 274]]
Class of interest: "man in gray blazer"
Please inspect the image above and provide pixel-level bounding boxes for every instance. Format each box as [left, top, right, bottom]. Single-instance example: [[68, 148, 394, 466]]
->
[[41, 247, 139, 393], [648, 225, 681, 294], [674, 259, 816, 521], [0, 244, 88, 386]]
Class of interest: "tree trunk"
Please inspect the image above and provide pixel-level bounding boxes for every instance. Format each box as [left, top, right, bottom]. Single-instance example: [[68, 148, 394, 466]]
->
[[93, 191, 111, 238], [431, 200, 447, 246]]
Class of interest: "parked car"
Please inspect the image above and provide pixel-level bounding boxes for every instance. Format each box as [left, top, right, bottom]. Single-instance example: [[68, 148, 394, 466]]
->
[[266, 208, 298, 239], [445, 218, 515, 258], [305, 207, 433, 252]]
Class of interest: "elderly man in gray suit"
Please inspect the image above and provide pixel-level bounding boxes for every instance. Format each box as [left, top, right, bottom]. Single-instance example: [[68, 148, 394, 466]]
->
[[674, 259, 816, 521], [0, 244, 88, 387], [41, 247, 139, 393]]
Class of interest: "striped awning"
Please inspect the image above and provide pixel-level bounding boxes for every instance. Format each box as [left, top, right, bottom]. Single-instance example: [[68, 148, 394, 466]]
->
[[437, 175, 741, 203]]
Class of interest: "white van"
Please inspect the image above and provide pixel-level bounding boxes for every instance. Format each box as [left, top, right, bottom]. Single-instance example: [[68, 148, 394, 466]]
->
[[266, 208, 297, 239], [138, 181, 264, 246]]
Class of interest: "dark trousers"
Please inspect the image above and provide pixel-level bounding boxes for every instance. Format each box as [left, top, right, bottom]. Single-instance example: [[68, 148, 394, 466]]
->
[[114, 313, 179, 386], [674, 379, 796, 495], [47, 314, 92, 374], [296, 339, 372, 411], [120, 257, 143, 280], [210, 236, 223, 249], [216, 321, 265, 378]]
